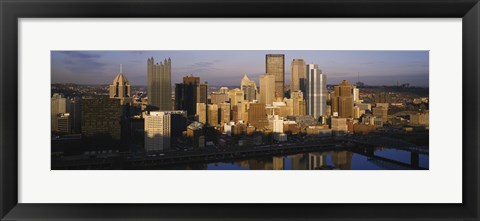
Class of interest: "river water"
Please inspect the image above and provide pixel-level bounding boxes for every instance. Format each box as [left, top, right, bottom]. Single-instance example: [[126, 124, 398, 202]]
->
[[179, 148, 429, 170]]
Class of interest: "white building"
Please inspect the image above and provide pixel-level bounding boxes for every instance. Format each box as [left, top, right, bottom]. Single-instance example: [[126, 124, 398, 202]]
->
[[144, 111, 171, 152], [306, 64, 327, 120], [268, 115, 284, 133]]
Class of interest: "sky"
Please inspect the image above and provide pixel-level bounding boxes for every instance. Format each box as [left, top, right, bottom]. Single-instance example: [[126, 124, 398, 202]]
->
[[51, 50, 429, 87]]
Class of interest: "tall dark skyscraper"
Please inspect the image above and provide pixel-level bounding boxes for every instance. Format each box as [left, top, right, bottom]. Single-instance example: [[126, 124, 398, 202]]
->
[[266, 54, 285, 100], [175, 75, 207, 117], [147, 57, 172, 110]]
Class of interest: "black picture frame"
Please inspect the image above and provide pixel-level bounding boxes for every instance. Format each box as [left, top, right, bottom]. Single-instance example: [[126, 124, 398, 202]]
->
[[1, 0, 479, 220]]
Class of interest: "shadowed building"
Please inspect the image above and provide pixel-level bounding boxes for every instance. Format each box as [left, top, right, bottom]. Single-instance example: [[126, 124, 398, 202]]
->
[[175, 75, 207, 117], [82, 95, 123, 140], [147, 57, 172, 110], [266, 54, 285, 99], [187, 122, 205, 149]]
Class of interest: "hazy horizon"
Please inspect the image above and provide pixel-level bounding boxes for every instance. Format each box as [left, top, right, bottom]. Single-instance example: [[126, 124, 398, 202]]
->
[[51, 50, 429, 87]]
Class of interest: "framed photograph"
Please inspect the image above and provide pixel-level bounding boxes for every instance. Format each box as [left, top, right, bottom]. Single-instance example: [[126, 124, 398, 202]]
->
[[1, 0, 479, 220]]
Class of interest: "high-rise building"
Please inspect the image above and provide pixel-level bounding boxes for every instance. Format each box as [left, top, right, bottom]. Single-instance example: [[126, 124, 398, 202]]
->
[[196, 103, 207, 124], [207, 104, 219, 126], [109, 66, 132, 105], [259, 74, 275, 105], [241, 74, 258, 102], [353, 87, 360, 103], [162, 110, 188, 140], [147, 57, 172, 110], [51, 93, 69, 132], [56, 113, 71, 134], [210, 92, 229, 104], [248, 103, 268, 129], [218, 103, 231, 125], [266, 54, 285, 99], [82, 95, 123, 140], [175, 75, 206, 116], [68, 97, 82, 133], [291, 91, 306, 116], [197, 82, 208, 104], [291, 59, 306, 93], [306, 64, 327, 120], [144, 111, 171, 152], [332, 80, 354, 118], [229, 88, 244, 108]]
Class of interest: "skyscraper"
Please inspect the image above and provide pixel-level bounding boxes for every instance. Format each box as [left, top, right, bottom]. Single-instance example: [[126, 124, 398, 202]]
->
[[291, 91, 306, 116], [218, 102, 231, 124], [207, 104, 219, 126], [109, 66, 132, 105], [229, 88, 244, 108], [291, 59, 306, 93], [266, 54, 285, 99], [332, 80, 354, 118], [306, 64, 327, 120], [175, 75, 207, 117], [241, 74, 258, 102], [196, 103, 207, 124], [147, 57, 172, 110], [197, 82, 208, 104], [144, 111, 171, 152], [259, 74, 275, 105]]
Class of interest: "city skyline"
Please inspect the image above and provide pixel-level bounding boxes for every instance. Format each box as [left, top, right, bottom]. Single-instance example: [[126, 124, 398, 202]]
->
[[51, 50, 429, 87]]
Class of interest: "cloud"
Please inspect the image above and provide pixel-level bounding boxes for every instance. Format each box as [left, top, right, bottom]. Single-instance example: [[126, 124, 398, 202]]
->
[[56, 51, 101, 59]]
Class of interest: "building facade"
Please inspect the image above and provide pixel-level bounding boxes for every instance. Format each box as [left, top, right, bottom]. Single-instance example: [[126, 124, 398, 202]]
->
[[290, 59, 306, 93], [259, 74, 276, 105], [241, 74, 258, 102], [147, 57, 172, 110], [266, 54, 285, 99], [306, 64, 327, 120], [81, 95, 123, 140], [332, 80, 354, 118], [144, 111, 171, 152]]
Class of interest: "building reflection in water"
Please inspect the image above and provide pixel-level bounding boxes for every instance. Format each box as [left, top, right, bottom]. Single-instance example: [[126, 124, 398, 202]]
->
[[229, 151, 344, 170], [165, 148, 427, 170], [331, 151, 353, 170]]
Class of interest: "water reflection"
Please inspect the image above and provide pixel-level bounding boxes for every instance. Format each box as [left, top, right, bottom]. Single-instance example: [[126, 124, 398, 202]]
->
[[178, 148, 429, 170]]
